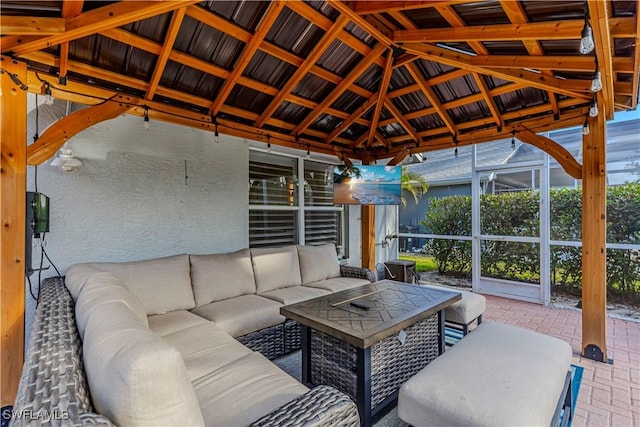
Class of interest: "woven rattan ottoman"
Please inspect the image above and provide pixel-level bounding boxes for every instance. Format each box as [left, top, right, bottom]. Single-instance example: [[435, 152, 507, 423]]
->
[[281, 280, 461, 427]]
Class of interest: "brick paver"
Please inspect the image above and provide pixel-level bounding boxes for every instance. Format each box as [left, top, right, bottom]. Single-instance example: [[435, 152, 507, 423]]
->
[[482, 294, 639, 427]]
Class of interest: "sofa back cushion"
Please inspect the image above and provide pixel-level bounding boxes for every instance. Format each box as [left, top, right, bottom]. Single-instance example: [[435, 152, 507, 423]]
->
[[250, 246, 302, 293], [70, 254, 194, 315], [297, 243, 341, 284], [73, 272, 148, 339], [82, 301, 204, 426], [190, 249, 256, 306]]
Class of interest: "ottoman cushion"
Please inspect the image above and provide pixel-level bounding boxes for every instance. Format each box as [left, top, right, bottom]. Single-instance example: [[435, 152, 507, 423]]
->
[[421, 284, 485, 324], [398, 322, 572, 427]]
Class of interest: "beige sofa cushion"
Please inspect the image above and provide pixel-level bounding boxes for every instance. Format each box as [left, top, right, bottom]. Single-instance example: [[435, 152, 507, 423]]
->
[[259, 286, 329, 305], [304, 277, 370, 293], [148, 310, 209, 337], [191, 294, 284, 337], [72, 254, 194, 315], [159, 322, 253, 382], [74, 272, 148, 339], [65, 264, 103, 300], [297, 243, 341, 284], [250, 246, 302, 292], [194, 352, 308, 426], [398, 322, 572, 427], [190, 249, 256, 306], [82, 301, 204, 426]]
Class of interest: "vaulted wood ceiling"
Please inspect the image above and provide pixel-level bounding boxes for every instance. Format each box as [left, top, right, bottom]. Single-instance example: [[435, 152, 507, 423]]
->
[[1, 0, 638, 163]]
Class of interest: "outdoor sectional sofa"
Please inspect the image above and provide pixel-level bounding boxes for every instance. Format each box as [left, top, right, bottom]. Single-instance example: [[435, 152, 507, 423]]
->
[[12, 244, 374, 426]]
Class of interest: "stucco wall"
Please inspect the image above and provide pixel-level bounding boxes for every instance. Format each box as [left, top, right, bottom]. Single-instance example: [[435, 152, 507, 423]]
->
[[25, 109, 249, 343]]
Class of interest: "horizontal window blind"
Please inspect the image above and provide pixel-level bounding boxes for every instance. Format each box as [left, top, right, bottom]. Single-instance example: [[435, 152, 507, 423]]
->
[[304, 210, 341, 247], [249, 210, 298, 248], [249, 154, 297, 206], [303, 161, 333, 207]]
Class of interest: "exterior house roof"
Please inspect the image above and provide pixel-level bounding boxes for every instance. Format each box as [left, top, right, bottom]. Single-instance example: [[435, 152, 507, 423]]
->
[[408, 118, 640, 186]]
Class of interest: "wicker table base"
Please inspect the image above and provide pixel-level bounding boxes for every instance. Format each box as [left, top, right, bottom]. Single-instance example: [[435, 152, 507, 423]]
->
[[302, 314, 442, 426]]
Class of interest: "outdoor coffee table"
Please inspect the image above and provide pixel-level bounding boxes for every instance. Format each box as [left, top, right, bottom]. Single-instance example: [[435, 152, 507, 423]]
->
[[281, 279, 461, 427]]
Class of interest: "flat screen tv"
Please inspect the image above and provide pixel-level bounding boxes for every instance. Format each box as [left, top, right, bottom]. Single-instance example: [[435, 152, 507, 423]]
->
[[333, 165, 402, 205]]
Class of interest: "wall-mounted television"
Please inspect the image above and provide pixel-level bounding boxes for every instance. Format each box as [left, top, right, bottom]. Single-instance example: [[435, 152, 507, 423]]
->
[[333, 165, 402, 205]]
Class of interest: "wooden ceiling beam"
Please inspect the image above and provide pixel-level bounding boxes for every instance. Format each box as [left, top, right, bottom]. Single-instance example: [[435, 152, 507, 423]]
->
[[349, 132, 370, 148], [209, 1, 286, 115], [256, 15, 349, 128], [588, 0, 615, 120], [293, 43, 386, 136], [186, 4, 376, 97], [4, 1, 200, 56], [0, 17, 65, 35], [23, 67, 353, 146], [58, 0, 84, 85], [517, 129, 582, 178], [614, 81, 633, 96], [327, 0, 394, 47], [469, 55, 598, 72], [431, 5, 503, 131], [22, 50, 371, 132], [453, 98, 586, 132], [499, 1, 559, 120], [472, 73, 502, 129], [609, 16, 637, 37], [27, 95, 132, 165], [24, 70, 353, 156], [402, 43, 591, 100], [353, 1, 469, 15], [388, 107, 589, 157], [368, 53, 394, 147], [395, 20, 586, 43], [384, 96, 422, 143], [406, 63, 457, 135], [388, 10, 418, 30], [145, 7, 186, 100], [285, 1, 386, 68], [324, 94, 378, 143]]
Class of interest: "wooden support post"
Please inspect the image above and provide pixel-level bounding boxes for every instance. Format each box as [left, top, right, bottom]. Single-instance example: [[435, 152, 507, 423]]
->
[[361, 160, 376, 272], [361, 205, 376, 272], [1, 56, 27, 406], [581, 112, 608, 363]]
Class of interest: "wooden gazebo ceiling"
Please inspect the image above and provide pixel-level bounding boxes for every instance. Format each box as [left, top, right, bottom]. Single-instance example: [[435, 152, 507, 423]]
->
[[1, 0, 638, 163]]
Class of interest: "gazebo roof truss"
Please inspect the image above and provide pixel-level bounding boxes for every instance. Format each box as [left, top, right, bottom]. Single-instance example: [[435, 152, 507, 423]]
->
[[1, 0, 638, 164]]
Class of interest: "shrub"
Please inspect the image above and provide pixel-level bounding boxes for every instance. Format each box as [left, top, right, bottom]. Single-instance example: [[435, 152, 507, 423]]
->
[[420, 183, 640, 305]]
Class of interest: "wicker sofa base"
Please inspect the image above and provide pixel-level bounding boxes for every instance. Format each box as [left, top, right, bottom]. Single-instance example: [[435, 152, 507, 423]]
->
[[237, 320, 302, 360], [12, 278, 360, 427]]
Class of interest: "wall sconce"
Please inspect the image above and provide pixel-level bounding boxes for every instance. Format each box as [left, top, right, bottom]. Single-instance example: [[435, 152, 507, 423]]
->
[[51, 148, 83, 172]]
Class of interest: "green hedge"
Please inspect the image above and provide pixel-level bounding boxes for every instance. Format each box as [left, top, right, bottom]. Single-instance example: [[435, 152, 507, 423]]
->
[[421, 183, 640, 304]]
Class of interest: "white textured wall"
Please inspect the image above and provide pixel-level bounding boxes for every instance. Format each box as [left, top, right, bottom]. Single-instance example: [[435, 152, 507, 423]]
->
[[25, 108, 248, 342]]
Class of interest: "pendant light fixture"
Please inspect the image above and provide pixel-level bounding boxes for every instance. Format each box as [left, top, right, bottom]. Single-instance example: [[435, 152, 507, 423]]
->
[[579, 6, 595, 54]]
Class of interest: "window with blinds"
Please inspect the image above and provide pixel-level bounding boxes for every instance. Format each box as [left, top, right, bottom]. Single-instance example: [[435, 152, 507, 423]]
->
[[249, 151, 347, 255], [304, 209, 343, 247], [249, 210, 298, 248], [249, 152, 297, 206]]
